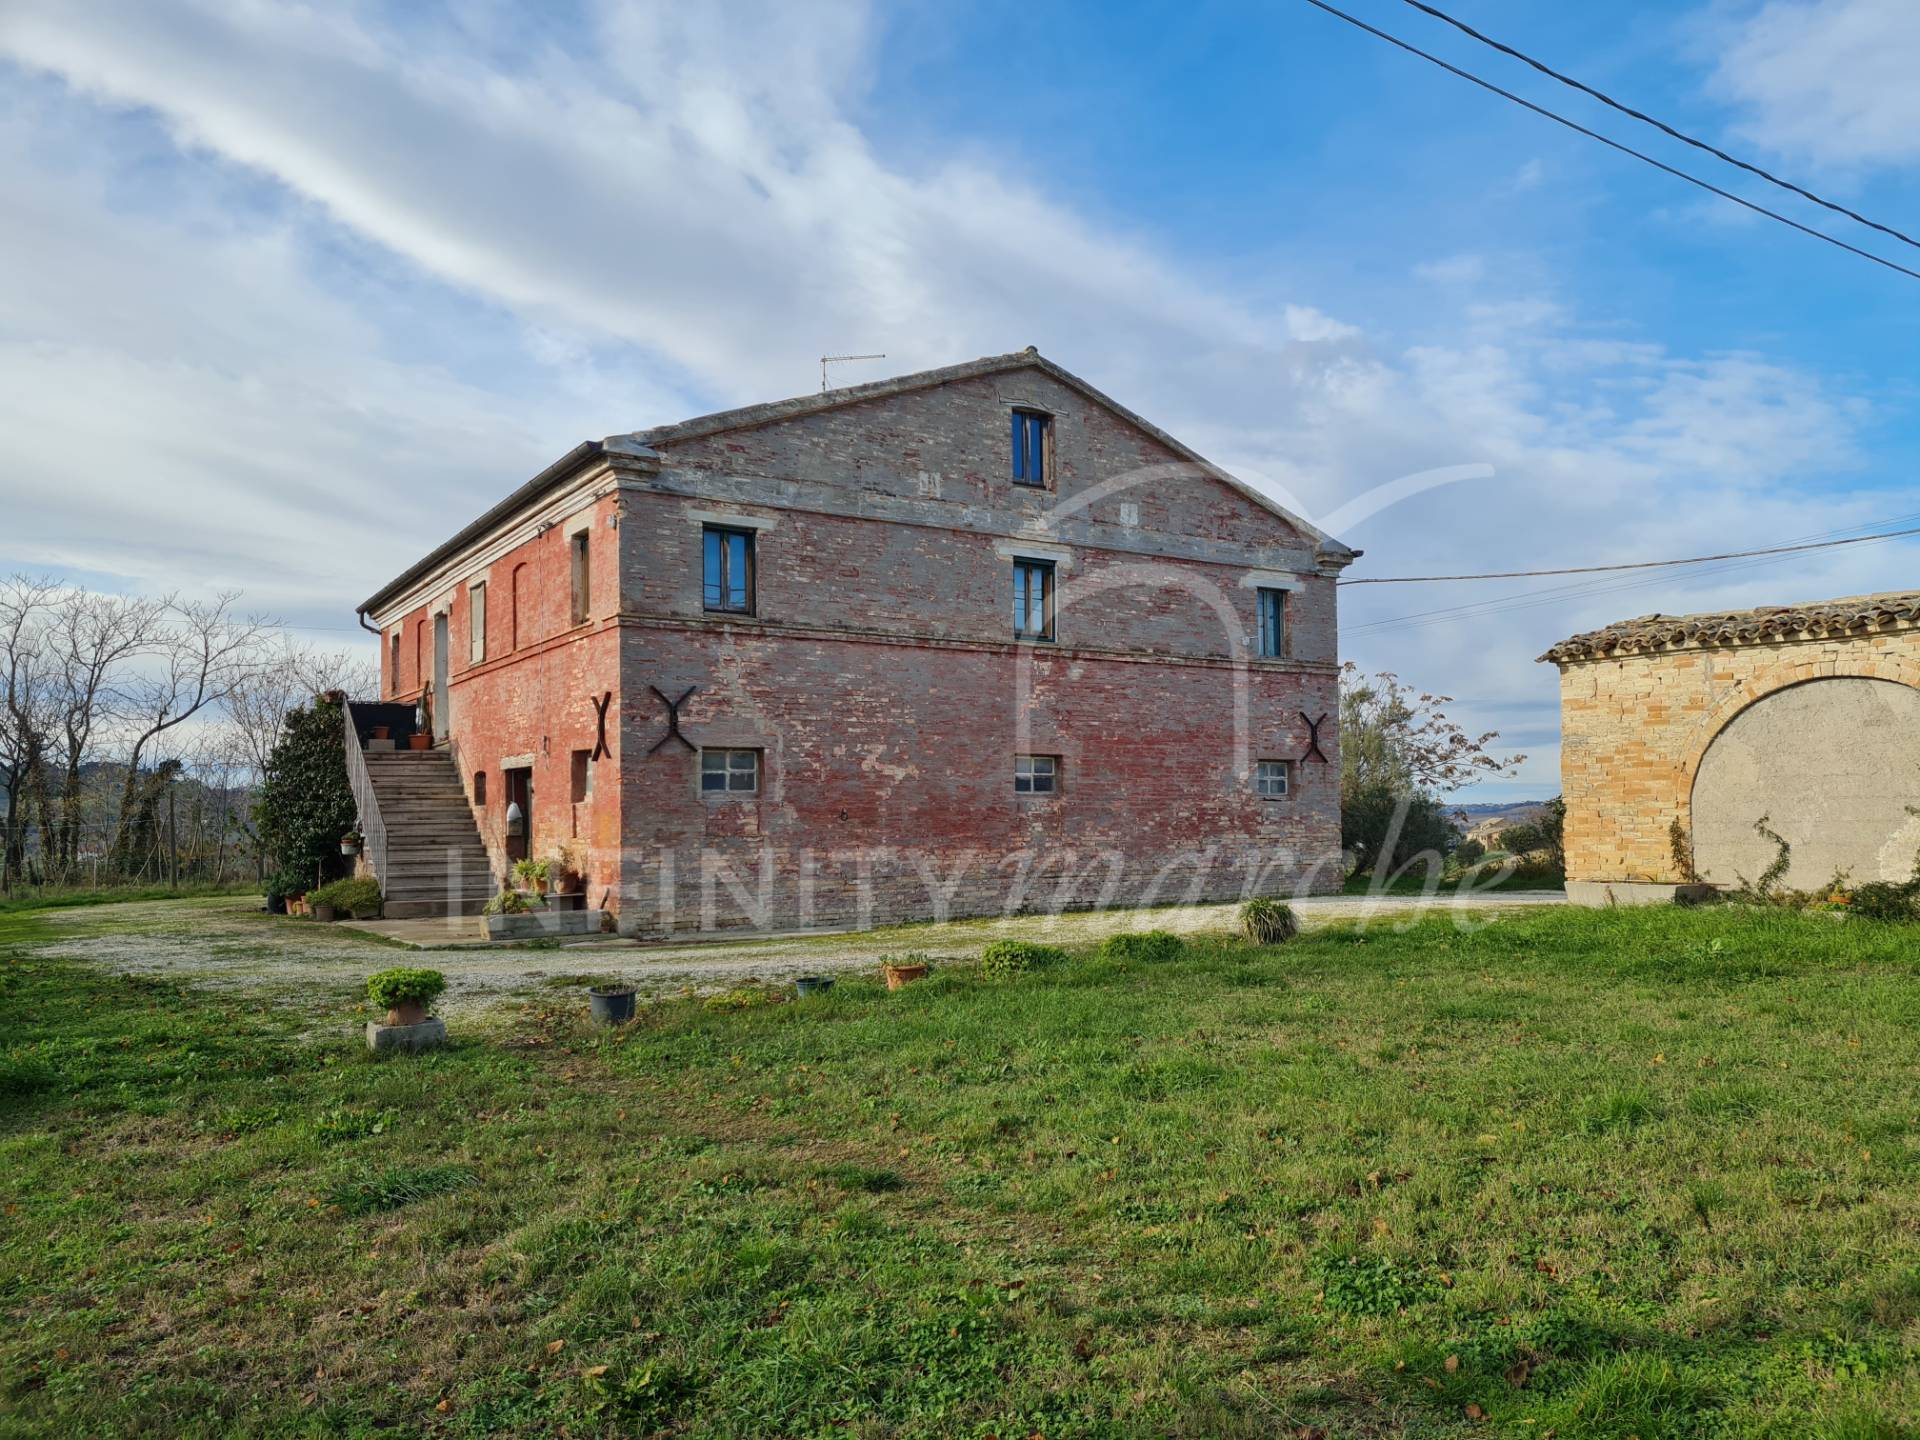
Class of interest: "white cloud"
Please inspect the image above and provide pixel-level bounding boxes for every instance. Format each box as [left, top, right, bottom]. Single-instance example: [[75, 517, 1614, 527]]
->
[[0, 0, 1904, 799], [1707, 0, 1920, 167]]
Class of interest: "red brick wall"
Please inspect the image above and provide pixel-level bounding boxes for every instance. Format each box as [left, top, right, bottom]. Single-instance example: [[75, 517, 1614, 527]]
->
[[372, 365, 1346, 932]]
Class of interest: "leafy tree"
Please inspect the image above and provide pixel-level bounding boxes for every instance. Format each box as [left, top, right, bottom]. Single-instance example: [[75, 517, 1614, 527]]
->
[[1339, 664, 1523, 876], [257, 695, 356, 891]]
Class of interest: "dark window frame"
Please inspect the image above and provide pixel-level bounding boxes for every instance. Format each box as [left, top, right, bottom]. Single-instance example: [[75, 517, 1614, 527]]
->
[[1256, 587, 1287, 659], [1014, 754, 1060, 795], [700, 747, 761, 794], [1012, 558, 1056, 642], [1010, 408, 1052, 487], [703, 525, 757, 615]]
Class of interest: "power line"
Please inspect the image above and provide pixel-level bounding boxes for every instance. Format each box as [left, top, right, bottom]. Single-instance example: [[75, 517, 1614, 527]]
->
[[1396, 0, 1920, 256], [1342, 511, 1920, 635], [1340, 523, 1920, 585], [1299, 0, 1920, 285]]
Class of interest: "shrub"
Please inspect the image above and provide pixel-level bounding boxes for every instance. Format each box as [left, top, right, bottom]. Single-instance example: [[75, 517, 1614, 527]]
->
[[1240, 898, 1299, 945], [1098, 930, 1185, 964], [1850, 879, 1920, 922], [980, 940, 1067, 978], [310, 877, 382, 914], [257, 695, 357, 889], [366, 967, 447, 1011]]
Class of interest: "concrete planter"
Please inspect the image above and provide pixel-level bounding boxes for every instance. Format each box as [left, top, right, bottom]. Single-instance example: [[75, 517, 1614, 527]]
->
[[366, 1015, 447, 1054], [485, 908, 605, 941]]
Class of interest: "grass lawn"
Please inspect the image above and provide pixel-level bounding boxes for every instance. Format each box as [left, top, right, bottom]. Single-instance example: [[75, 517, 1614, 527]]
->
[[3, 902, 1918, 1437]]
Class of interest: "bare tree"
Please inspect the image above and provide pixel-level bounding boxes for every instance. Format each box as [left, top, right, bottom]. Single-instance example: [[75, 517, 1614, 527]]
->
[[42, 589, 165, 877], [107, 594, 266, 870], [0, 576, 61, 887]]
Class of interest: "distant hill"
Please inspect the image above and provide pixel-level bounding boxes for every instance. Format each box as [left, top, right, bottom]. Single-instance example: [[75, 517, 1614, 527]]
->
[[1453, 801, 1551, 822]]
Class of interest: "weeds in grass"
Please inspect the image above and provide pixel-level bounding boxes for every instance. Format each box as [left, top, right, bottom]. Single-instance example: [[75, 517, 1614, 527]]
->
[[1096, 928, 1185, 963], [327, 1163, 476, 1215]]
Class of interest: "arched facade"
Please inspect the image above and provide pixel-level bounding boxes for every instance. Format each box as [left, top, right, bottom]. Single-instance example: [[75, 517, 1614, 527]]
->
[[1541, 595, 1920, 904]]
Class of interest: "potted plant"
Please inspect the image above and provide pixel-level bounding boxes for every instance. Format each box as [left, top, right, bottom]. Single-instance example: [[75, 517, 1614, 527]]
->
[[513, 857, 552, 898], [795, 975, 835, 997], [880, 952, 932, 991], [483, 887, 536, 940], [340, 829, 363, 857], [549, 860, 585, 911], [369, 724, 390, 742], [364, 967, 448, 1053], [407, 730, 432, 752]]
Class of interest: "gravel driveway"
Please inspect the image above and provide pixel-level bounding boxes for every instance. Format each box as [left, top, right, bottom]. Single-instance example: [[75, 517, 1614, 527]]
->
[[36, 889, 1564, 1016]]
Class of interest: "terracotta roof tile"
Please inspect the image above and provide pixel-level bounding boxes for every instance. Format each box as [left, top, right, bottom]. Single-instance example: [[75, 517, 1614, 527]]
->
[[1540, 591, 1920, 665]]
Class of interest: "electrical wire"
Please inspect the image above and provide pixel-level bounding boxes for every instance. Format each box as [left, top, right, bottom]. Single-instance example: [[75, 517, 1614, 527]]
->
[[1340, 511, 1920, 636], [1396, 0, 1920, 255], [1339, 524, 1920, 585], [1298, 0, 1920, 284]]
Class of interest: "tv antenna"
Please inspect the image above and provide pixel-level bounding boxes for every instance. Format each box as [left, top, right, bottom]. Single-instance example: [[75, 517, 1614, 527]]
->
[[821, 352, 886, 393]]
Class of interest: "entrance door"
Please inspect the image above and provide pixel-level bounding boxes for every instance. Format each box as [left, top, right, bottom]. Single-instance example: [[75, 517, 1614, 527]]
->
[[432, 612, 450, 743], [504, 766, 533, 866]]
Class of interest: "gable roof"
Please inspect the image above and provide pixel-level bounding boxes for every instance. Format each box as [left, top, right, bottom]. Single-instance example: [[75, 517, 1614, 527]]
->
[[358, 348, 1355, 616], [1540, 590, 1920, 665]]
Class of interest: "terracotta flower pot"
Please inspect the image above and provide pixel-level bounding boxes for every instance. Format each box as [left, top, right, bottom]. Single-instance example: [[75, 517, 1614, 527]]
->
[[408, 734, 431, 752], [370, 726, 390, 741], [385, 1000, 428, 1027], [882, 963, 929, 991]]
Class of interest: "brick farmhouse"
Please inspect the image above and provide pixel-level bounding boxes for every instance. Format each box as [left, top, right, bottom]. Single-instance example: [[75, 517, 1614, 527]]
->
[[1543, 592, 1920, 904], [353, 350, 1357, 934]]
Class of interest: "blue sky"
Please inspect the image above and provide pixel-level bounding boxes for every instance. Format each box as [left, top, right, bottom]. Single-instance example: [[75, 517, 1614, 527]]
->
[[3, 0, 1918, 799]]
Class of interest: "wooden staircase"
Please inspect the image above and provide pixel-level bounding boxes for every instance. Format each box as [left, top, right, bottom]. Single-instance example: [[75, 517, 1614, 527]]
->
[[361, 751, 496, 919]]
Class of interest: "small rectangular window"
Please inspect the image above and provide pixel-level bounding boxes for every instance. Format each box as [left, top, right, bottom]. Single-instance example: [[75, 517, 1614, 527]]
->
[[1255, 760, 1291, 799], [469, 581, 487, 664], [1012, 559, 1055, 641], [570, 531, 591, 626], [1014, 754, 1059, 795], [703, 526, 756, 614], [473, 770, 488, 806], [1257, 587, 1287, 659], [1011, 409, 1051, 486], [700, 747, 760, 793], [389, 631, 401, 693], [571, 749, 594, 803]]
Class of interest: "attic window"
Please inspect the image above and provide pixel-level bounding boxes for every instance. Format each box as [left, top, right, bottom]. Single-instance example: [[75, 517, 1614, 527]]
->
[[1011, 409, 1051, 487]]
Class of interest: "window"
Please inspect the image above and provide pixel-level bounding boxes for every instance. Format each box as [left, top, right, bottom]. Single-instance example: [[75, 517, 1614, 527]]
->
[[703, 526, 756, 614], [469, 581, 487, 664], [571, 749, 594, 803], [570, 531, 591, 626], [473, 770, 488, 806], [1257, 587, 1287, 659], [389, 631, 401, 693], [1255, 760, 1291, 799], [1011, 409, 1051, 486], [701, 747, 760, 793], [1014, 754, 1058, 795], [510, 563, 528, 649], [1012, 559, 1055, 641]]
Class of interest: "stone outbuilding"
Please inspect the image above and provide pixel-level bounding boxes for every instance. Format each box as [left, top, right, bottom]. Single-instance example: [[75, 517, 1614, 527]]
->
[[1542, 592, 1920, 904]]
